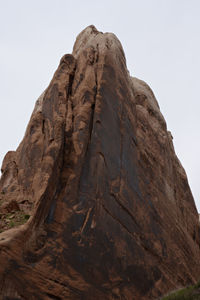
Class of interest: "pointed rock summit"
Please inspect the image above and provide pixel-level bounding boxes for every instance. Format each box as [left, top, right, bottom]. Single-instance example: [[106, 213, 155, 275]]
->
[[0, 26, 200, 300]]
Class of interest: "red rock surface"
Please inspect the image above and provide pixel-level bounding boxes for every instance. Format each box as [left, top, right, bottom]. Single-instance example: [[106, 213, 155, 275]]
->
[[0, 25, 200, 300]]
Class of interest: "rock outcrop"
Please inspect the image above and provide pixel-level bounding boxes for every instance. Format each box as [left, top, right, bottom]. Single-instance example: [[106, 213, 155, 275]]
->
[[0, 25, 200, 300]]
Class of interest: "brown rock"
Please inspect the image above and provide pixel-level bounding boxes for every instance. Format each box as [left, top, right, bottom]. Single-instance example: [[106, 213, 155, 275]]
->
[[0, 25, 200, 299], [0, 200, 20, 213]]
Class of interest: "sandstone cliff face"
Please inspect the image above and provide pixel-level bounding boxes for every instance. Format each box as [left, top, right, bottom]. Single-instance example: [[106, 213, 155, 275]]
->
[[0, 26, 200, 300]]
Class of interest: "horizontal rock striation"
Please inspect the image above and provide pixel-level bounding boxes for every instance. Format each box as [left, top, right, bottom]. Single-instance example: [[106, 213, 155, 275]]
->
[[0, 25, 200, 300]]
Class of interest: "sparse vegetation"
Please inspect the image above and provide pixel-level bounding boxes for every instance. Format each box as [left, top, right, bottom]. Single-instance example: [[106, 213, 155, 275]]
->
[[0, 211, 30, 232], [161, 282, 200, 300]]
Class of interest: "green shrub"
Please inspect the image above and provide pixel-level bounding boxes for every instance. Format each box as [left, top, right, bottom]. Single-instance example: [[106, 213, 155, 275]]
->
[[162, 282, 200, 300]]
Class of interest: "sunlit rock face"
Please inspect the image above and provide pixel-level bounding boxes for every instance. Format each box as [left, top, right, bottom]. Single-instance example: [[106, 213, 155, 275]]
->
[[0, 25, 200, 300]]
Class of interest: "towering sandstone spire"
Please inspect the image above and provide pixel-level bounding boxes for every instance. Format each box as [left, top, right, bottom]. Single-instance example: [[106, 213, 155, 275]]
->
[[0, 26, 200, 299]]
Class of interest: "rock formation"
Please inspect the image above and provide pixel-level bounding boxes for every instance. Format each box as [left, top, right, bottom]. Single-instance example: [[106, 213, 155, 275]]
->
[[0, 25, 200, 300]]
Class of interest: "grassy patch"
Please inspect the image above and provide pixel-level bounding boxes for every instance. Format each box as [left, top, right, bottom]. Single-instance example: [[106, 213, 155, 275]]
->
[[162, 282, 200, 300]]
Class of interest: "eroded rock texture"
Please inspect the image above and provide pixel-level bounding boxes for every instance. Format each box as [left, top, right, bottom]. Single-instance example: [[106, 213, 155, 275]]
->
[[0, 25, 200, 300]]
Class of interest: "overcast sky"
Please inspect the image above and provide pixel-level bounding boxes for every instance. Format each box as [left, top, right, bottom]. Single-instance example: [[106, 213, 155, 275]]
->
[[0, 0, 200, 210]]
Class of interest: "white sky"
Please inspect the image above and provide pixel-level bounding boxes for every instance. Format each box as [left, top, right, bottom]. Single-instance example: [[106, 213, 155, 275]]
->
[[0, 0, 200, 210]]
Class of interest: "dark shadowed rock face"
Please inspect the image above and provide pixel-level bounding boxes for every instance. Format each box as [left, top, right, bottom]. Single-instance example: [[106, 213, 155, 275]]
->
[[0, 25, 200, 300]]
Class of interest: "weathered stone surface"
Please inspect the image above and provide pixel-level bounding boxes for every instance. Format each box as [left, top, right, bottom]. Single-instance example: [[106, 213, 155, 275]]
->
[[0, 25, 200, 300]]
